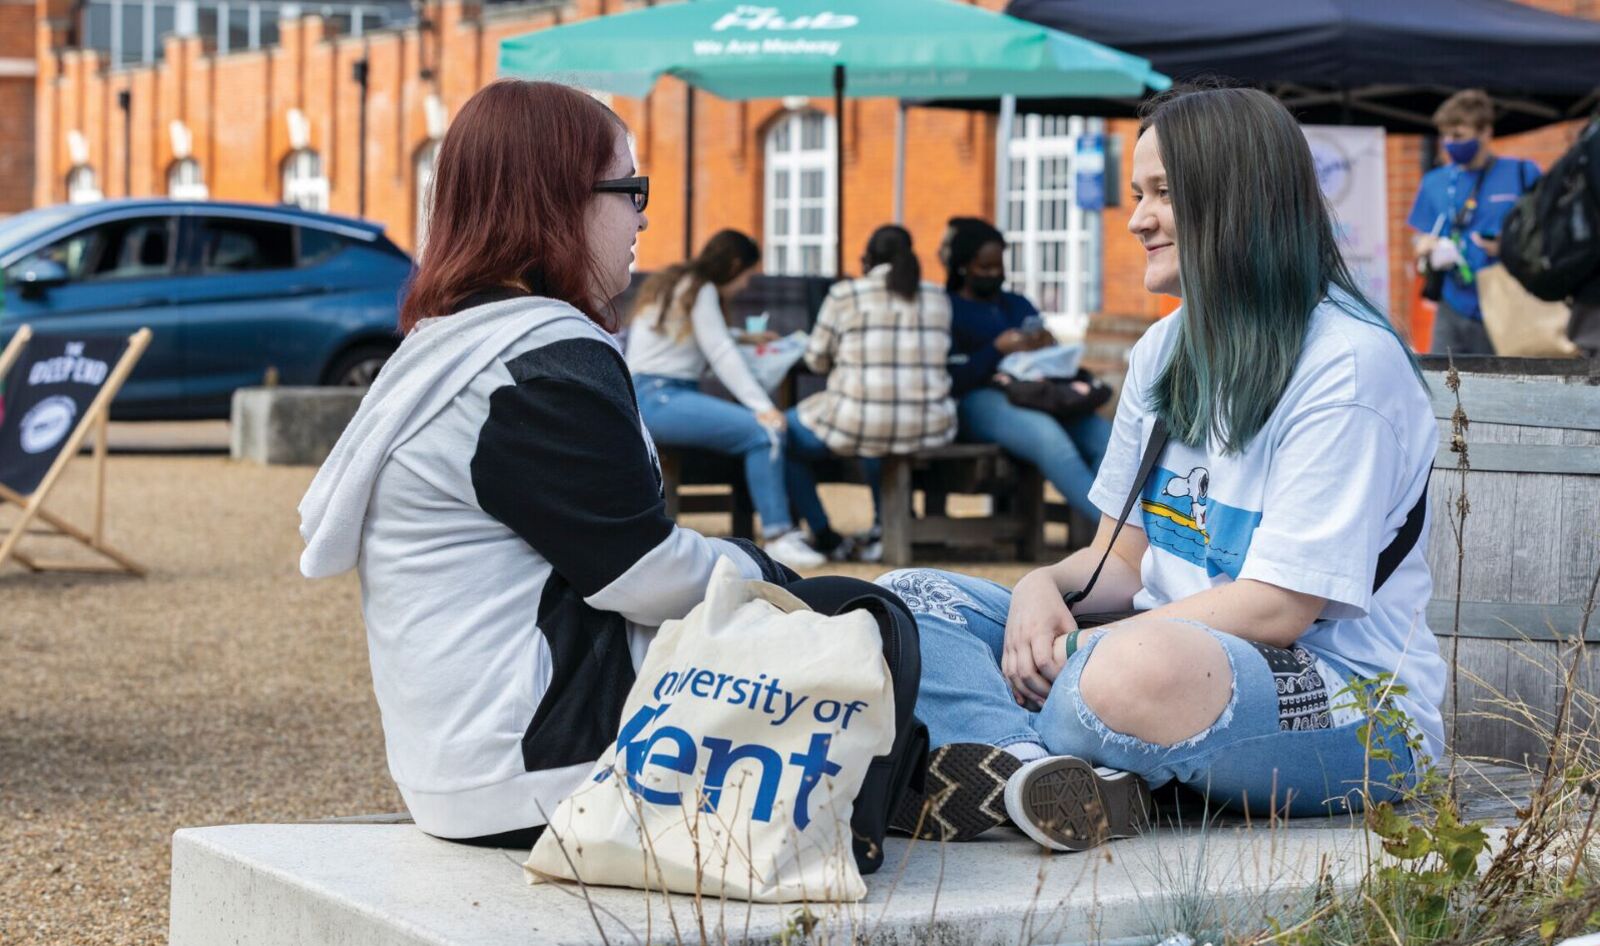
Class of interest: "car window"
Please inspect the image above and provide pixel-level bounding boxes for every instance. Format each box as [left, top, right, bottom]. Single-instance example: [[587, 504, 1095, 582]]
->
[[196, 217, 295, 272], [0, 205, 80, 259], [6, 216, 177, 283], [297, 227, 348, 267]]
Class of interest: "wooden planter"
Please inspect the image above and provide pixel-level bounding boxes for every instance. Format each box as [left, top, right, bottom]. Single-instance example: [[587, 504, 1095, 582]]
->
[[1420, 356, 1600, 765]]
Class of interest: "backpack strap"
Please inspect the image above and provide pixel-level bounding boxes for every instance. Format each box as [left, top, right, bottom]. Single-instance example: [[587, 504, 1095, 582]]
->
[[1373, 485, 1427, 592], [1064, 417, 1168, 606]]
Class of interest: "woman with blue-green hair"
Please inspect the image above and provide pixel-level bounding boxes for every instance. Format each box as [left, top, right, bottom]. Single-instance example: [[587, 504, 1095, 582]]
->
[[876, 86, 1445, 853]]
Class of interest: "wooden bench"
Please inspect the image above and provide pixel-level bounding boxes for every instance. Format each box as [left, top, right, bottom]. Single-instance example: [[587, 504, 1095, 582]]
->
[[657, 441, 1051, 567], [879, 443, 1044, 566]]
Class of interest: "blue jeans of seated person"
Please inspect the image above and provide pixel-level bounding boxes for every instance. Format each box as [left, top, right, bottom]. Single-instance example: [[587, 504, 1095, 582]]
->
[[875, 568, 1416, 816], [958, 388, 1111, 521], [634, 375, 793, 538], [783, 408, 882, 538]]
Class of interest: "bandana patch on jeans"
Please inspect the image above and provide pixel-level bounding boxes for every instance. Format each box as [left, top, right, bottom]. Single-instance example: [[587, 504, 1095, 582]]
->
[[1252, 642, 1334, 732], [882, 571, 979, 626]]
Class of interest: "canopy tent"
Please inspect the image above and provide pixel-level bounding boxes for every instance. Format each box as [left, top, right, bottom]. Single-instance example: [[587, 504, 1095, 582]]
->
[[988, 0, 1600, 135], [499, 0, 1167, 273]]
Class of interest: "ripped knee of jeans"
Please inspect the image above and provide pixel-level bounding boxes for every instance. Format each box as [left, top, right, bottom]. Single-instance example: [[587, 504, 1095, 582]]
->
[[1058, 623, 1240, 755]]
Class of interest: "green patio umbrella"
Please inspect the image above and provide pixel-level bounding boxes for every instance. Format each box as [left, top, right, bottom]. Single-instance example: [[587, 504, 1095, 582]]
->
[[500, 0, 1169, 271]]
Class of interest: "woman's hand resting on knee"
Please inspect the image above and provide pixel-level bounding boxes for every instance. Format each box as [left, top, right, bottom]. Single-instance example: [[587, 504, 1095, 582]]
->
[[1003, 568, 1078, 707]]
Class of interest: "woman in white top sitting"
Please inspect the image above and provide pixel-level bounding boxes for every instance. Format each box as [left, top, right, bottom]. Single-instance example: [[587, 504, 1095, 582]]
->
[[626, 230, 823, 569]]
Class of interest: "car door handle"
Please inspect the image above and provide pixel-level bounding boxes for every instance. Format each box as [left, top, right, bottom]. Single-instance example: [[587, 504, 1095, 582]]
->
[[127, 296, 173, 308]]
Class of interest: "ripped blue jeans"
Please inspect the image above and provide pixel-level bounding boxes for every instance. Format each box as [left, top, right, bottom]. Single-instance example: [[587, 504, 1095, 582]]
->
[[878, 569, 1414, 817]]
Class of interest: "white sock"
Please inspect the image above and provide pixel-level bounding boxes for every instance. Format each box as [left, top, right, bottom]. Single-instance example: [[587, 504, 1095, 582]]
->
[[1004, 742, 1048, 763]]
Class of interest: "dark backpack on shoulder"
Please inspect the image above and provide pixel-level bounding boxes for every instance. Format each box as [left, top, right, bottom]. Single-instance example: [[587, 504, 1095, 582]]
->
[[1502, 124, 1600, 302], [783, 577, 928, 875]]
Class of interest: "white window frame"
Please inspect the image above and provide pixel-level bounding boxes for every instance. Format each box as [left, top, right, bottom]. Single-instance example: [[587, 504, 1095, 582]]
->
[[167, 157, 208, 200], [1003, 115, 1104, 337], [66, 165, 103, 204], [413, 139, 439, 257], [763, 110, 836, 277], [281, 148, 329, 212]]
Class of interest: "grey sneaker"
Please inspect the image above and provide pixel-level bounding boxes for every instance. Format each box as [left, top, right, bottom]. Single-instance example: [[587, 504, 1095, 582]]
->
[[890, 743, 1021, 841], [1003, 756, 1152, 852], [825, 534, 858, 562], [853, 525, 883, 564]]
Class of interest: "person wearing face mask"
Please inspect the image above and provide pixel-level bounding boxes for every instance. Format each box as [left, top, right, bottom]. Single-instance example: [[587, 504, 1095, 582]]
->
[[942, 218, 1111, 524], [1408, 89, 1542, 356]]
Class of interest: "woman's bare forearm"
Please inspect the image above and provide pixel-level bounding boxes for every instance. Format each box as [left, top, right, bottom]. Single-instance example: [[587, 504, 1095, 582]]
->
[[1141, 580, 1323, 649], [1030, 514, 1144, 616]]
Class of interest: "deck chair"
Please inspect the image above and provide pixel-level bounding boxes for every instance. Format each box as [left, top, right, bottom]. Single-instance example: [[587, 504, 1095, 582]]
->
[[0, 325, 153, 576]]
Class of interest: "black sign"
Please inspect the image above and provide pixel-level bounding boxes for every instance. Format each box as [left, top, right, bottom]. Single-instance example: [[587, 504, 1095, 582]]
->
[[0, 334, 127, 496]]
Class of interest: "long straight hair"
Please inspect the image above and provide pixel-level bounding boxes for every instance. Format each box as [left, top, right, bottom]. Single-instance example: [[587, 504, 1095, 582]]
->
[[864, 224, 920, 300], [399, 80, 623, 333], [630, 229, 760, 341], [1141, 87, 1421, 453]]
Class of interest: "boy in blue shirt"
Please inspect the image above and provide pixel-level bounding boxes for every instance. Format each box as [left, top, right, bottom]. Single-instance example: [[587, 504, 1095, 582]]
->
[[1408, 89, 1541, 355]]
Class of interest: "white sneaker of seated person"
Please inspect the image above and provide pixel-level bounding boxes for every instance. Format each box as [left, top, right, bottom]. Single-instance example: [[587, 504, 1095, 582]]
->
[[1004, 755, 1152, 852], [763, 528, 826, 570]]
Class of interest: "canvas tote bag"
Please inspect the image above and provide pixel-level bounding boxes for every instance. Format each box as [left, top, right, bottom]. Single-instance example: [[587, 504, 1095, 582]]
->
[[524, 557, 896, 903], [1477, 263, 1581, 358]]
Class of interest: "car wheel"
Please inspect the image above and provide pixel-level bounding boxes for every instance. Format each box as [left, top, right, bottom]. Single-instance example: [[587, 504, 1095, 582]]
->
[[324, 343, 394, 387]]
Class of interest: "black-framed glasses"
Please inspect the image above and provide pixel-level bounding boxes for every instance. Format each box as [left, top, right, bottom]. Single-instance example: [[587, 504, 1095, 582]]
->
[[593, 175, 649, 212]]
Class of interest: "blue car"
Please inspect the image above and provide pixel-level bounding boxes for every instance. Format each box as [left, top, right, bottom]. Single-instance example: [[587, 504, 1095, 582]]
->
[[0, 200, 412, 419]]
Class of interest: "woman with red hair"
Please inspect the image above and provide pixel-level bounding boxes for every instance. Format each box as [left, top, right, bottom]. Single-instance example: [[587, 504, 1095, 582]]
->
[[297, 80, 796, 848]]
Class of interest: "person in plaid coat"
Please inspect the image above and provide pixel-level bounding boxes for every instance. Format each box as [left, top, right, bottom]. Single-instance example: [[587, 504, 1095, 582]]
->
[[785, 225, 956, 562]]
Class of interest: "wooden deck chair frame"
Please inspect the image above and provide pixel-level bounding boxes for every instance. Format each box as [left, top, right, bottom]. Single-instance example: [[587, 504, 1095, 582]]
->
[[0, 325, 153, 576]]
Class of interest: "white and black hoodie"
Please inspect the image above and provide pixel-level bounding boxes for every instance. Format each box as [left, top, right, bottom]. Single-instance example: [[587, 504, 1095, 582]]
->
[[299, 293, 788, 840]]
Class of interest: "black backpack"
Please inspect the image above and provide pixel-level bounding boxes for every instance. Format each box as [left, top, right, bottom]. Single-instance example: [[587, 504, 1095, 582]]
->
[[1501, 121, 1600, 302], [783, 576, 928, 875]]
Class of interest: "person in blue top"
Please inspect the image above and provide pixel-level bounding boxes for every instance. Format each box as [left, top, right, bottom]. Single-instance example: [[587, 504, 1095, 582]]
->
[[943, 217, 1111, 527], [1407, 89, 1541, 356]]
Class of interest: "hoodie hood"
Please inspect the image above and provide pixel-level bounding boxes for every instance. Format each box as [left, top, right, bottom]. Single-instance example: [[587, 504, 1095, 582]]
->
[[298, 296, 602, 578]]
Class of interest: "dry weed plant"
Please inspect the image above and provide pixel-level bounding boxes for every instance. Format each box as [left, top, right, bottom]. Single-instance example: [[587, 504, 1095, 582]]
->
[[1221, 363, 1600, 946]]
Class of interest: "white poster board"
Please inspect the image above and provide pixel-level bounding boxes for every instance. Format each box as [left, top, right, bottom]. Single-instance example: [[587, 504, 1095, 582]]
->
[[1302, 124, 1390, 308]]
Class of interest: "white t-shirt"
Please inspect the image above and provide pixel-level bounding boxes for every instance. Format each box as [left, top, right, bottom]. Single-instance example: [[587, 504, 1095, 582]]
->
[[624, 280, 774, 413], [1087, 297, 1447, 764]]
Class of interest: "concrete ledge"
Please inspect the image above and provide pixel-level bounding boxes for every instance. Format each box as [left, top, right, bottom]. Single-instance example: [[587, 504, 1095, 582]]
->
[[170, 822, 1375, 946], [230, 387, 366, 466]]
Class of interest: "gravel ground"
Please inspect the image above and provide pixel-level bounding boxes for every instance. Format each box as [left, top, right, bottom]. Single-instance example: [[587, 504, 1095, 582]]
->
[[0, 455, 1039, 945]]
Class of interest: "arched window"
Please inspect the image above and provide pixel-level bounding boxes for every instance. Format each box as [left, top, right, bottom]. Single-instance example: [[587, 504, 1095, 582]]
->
[[1002, 115, 1105, 331], [280, 149, 329, 212], [414, 140, 440, 256], [66, 165, 102, 204], [167, 158, 208, 200], [763, 110, 836, 277]]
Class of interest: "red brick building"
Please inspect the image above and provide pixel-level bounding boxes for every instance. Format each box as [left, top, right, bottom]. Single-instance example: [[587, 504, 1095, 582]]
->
[[2, 0, 40, 214], [21, 0, 1600, 344]]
